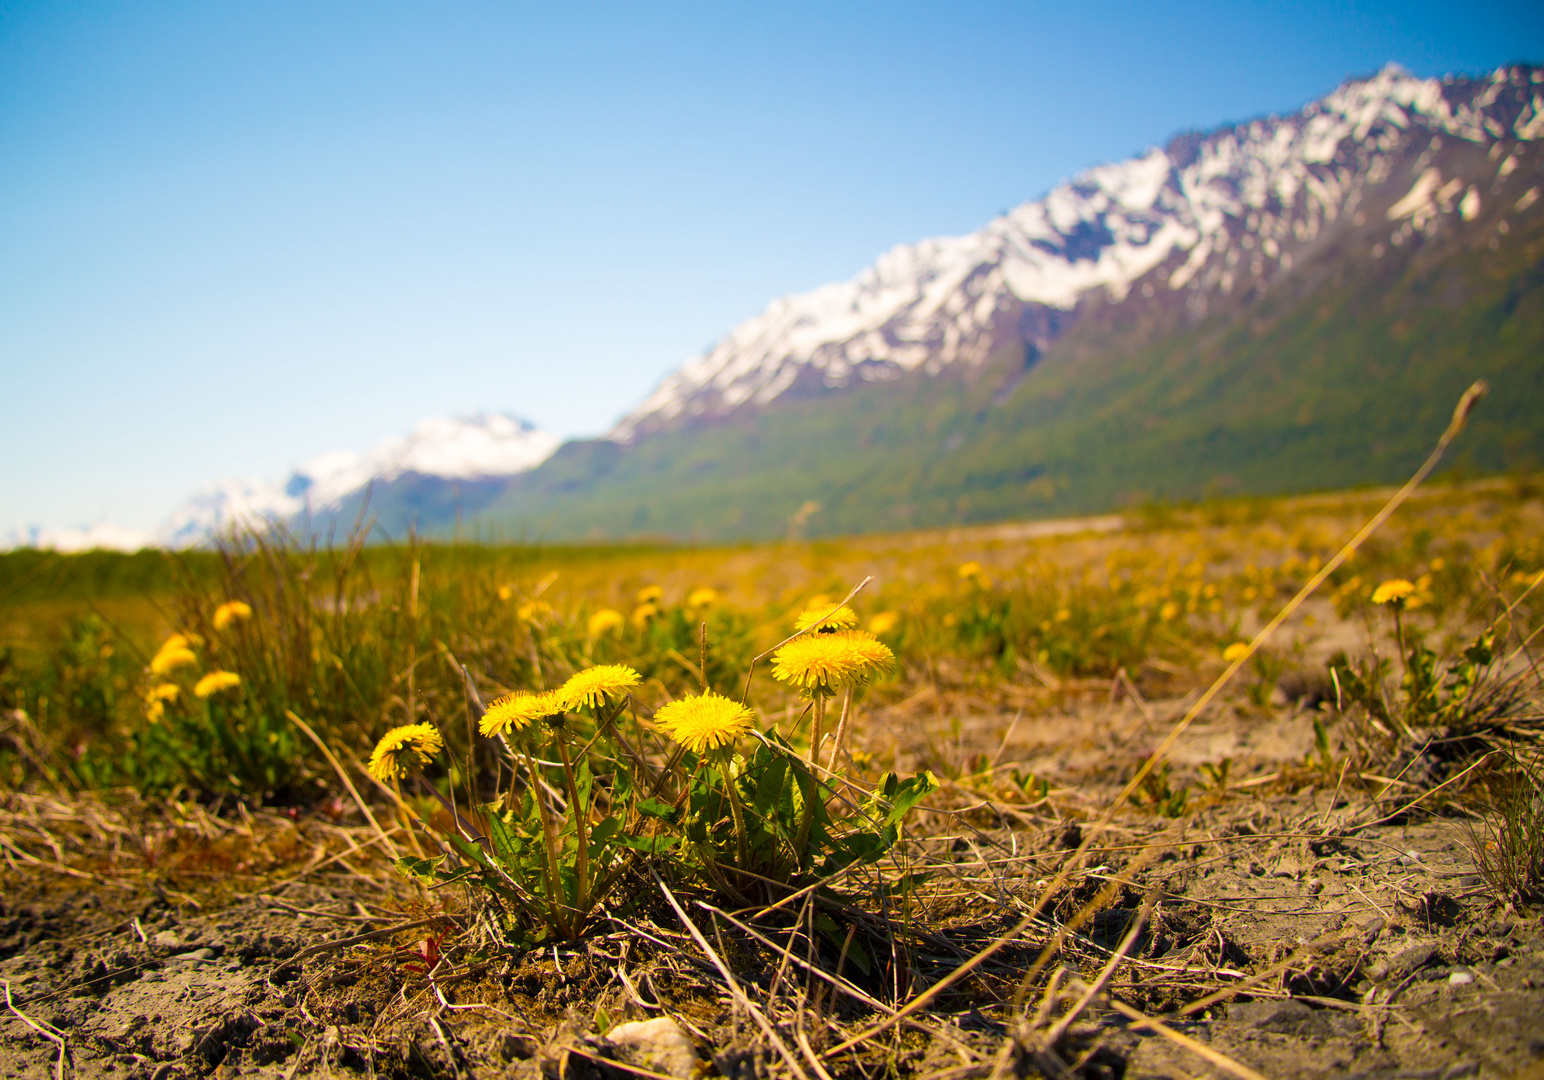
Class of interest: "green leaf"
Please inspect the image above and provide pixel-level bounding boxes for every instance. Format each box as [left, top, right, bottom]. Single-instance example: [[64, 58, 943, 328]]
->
[[484, 809, 524, 869], [588, 815, 622, 857], [1464, 630, 1495, 668], [878, 770, 939, 827], [394, 854, 450, 886], [619, 833, 678, 853], [750, 754, 790, 818], [635, 796, 676, 820], [842, 936, 873, 976]]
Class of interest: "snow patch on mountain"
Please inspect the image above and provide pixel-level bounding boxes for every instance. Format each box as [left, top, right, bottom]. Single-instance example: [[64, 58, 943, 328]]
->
[[612, 63, 1544, 442], [159, 413, 559, 548]]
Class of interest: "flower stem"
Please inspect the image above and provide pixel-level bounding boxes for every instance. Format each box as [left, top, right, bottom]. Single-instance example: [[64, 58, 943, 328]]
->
[[794, 694, 825, 869], [829, 686, 855, 776], [557, 736, 590, 919], [523, 746, 568, 939], [720, 752, 751, 870]]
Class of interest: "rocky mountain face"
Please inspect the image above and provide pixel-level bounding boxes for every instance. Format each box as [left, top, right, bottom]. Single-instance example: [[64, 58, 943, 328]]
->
[[485, 63, 1544, 541]]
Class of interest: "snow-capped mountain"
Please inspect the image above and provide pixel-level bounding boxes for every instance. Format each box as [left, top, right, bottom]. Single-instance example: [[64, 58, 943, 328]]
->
[[612, 64, 1544, 441], [159, 413, 559, 547]]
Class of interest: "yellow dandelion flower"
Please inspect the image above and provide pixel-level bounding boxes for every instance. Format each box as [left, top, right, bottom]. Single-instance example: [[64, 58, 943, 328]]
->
[[147, 683, 180, 703], [1223, 642, 1251, 664], [958, 561, 984, 579], [636, 585, 664, 604], [497, 584, 514, 601], [479, 689, 566, 737], [588, 608, 625, 637], [517, 599, 553, 622], [792, 604, 859, 633], [193, 670, 241, 698], [146, 701, 165, 724], [212, 600, 253, 630], [1371, 579, 1415, 605], [1159, 601, 1180, 622], [150, 646, 198, 676], [630, 602, 659, 630], [772, 630, 894, 696], [561, 665, 641, 710], [867, 610, 901, 636], [654, 692, 754, 755], [368, 723, 443, 781], [687, 587, 719, 608]]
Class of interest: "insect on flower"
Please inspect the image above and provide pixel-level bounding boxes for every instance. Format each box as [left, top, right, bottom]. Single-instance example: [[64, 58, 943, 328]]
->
[[792, 604, 859, 633]]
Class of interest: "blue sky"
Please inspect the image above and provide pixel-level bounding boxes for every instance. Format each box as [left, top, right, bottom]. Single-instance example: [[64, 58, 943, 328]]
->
[[2, 1, 1540, 534]]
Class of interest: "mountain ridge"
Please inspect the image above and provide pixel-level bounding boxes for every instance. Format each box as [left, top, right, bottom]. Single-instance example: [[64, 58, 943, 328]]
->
[[160, 412, 560, 547], [484, 61, 1544, 541], [4, 413, 560, 552], [13, 63, 1541, 551], [607, 64, 1543, 444]]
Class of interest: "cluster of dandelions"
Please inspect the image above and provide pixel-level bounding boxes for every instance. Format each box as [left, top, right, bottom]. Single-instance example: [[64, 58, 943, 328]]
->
[[370, 661, 648, 940], [363, 592, 903, 937], [369, 663, 648, 784], [141, 600, 252, 721]]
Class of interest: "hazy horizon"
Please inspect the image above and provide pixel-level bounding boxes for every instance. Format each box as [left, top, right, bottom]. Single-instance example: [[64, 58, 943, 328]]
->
[[3, 0, 1540, 536]]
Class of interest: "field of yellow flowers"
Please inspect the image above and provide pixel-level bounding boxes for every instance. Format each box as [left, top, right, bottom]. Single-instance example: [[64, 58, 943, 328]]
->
[[0, 470, 1541, 1079]]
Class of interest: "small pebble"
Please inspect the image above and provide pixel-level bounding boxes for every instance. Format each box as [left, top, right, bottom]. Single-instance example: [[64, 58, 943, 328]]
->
[[1449, 968, 1475, 986], [166, 948, 216, 965]]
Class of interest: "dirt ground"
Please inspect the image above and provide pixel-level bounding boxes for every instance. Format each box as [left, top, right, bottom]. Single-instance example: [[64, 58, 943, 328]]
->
[[2, 691, 1542, 1080]]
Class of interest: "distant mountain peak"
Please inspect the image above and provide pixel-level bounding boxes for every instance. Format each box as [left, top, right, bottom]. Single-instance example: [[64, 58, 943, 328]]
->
[[158, 412, 559, 547], [610, 62, 1544, 444]]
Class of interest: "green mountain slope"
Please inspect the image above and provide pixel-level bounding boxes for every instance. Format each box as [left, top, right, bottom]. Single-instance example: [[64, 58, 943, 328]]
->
[[480, 187, 1544, 543]]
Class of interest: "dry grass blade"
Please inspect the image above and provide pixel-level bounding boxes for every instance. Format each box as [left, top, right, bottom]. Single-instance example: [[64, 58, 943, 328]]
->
[[699, 897, 979, 1064], [739, 576, 873, 702], [3, 979, 68, 1080], [827, 379, 1488, 1057], [1042, 890, 1158, 1048], [1171, 925, 1348, 1019], [285, 709, 400, 860], [653, 870, 812, 1080], [291, 916, 442, 961], [1106, 998, 1272, 1080]]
